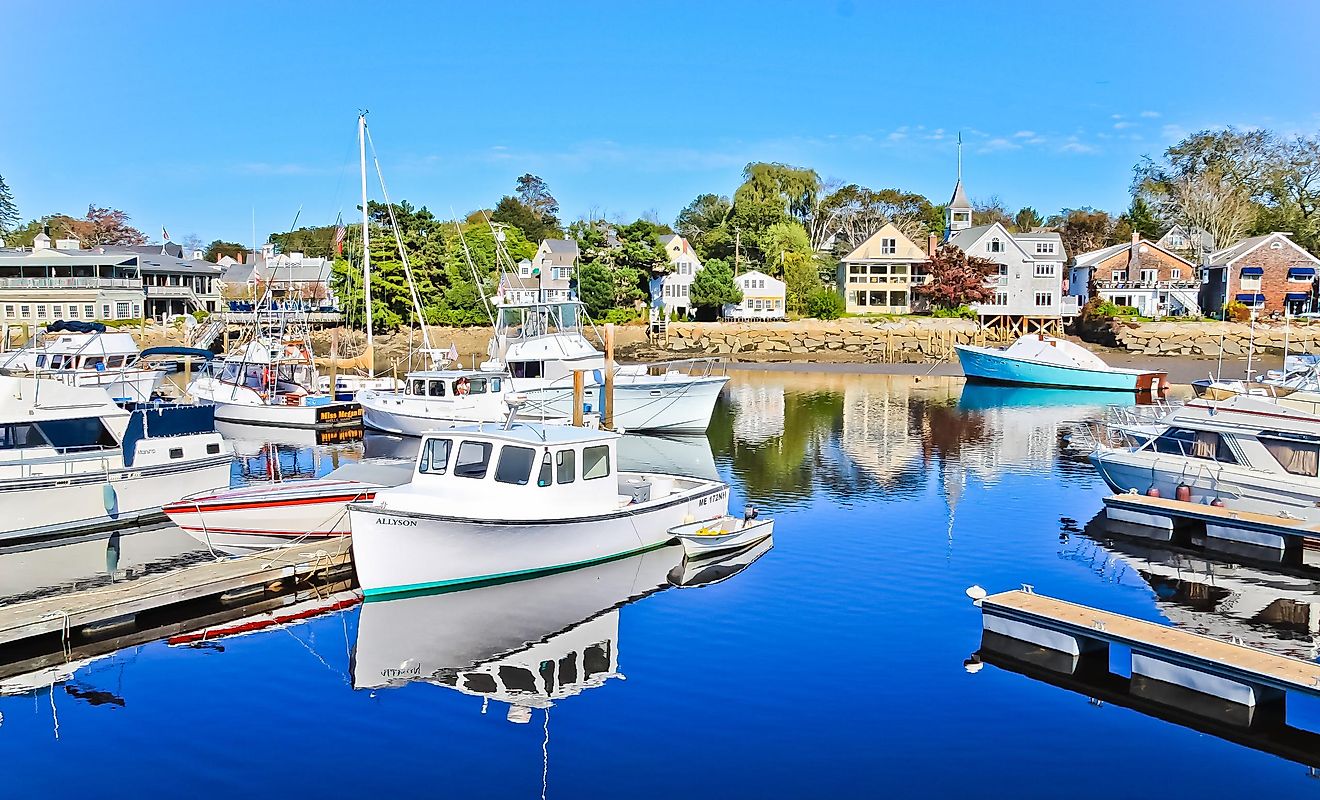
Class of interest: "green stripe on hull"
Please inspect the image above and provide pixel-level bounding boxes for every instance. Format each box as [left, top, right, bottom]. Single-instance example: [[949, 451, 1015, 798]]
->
[[361, 539, 676, 601]]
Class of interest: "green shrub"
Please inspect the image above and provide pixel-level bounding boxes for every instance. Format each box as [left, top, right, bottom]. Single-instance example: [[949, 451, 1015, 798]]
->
[[804, 290, 845, 320], [931, 304, 976, 319], [600, 307, 641, 324], [1224, 300, 1251, 323]]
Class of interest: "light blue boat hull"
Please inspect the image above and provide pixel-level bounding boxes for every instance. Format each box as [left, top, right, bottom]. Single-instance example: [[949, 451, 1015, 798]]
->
[[955, 345, 1159, 392]]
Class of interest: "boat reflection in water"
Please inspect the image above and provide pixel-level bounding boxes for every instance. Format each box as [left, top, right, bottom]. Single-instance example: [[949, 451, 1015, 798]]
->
[[352, 539, 771, 718]]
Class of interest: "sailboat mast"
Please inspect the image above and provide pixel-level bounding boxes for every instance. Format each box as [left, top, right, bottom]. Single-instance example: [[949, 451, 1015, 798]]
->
[[359, 112, 374, 378]]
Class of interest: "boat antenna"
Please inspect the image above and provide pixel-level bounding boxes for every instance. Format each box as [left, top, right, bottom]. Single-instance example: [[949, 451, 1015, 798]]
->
[[1245, 308, 1257, 382]]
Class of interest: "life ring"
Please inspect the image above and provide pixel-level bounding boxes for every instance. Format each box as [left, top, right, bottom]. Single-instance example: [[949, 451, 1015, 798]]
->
[[455, 377, 471, 396]]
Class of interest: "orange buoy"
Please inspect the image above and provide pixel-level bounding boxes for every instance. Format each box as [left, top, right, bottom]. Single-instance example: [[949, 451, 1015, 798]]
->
[[1146, 487, 1161, 498], [1175, 483, 1192, 502]]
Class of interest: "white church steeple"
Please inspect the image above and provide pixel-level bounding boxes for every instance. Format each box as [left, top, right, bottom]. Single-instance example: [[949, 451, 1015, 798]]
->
[[945, 133, 971, 239]]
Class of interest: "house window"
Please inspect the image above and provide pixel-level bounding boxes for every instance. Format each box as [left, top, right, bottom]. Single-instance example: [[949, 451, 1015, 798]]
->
[[994, 292, 1008, 306], [19, 305, 29, 319], [1034, 263, 1055, 277], [101, 304, 110, 319], [1035, 292, 1053, 306], [1111, 270, 1125, 282], [3, 305, 12, 319], [52, 305, 63, 320], [880, 238, 897, 255], [1241, 276, 1262, 290], [1171, 268, 1182, 280], [67, 305, 78, 319], [1035, 242, 1055, 254], [1140, 269, 1158, 284], [1169, 234, 1185, 248], [85, 305, 95, 318], [132, 303, 141, 318], [989, 238, 1003, 253], [1271, 241, 1284, 250], [116, 302, 130, 318]]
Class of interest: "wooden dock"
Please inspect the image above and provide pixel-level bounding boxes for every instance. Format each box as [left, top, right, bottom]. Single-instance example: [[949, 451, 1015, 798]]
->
[[980, 588, 1320, 727], [0, 539, 352, 654], [1102, 493, 1320, 566]]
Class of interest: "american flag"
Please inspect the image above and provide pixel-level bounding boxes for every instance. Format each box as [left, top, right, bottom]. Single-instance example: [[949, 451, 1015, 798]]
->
[[161, 226, 171, 242], [333, 222, 346, 255]]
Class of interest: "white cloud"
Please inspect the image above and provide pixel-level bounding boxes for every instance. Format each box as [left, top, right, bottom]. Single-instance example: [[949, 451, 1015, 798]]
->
[[1012, 130, 1036, 138], [1111, 113, 1124, 120], [977, 137, 1021, 154], [1113, 121, 1134, 130], [1060, 139, 1098, 155], [1140, 110, 1161, 118]]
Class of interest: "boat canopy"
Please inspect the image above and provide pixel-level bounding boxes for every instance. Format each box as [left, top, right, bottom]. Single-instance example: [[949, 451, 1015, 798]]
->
[[1005, 335, 1111, 371], [140, 346, 215, 360]]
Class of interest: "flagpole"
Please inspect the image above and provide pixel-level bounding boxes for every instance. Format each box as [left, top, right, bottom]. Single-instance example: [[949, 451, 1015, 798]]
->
[[359, 112, 374, 378]]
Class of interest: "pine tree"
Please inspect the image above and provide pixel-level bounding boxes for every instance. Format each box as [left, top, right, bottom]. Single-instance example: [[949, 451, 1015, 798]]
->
[[0, 174, 19, 234]]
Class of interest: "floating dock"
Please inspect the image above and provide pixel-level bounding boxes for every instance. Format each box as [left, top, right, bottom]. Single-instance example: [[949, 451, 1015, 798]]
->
[[1102, 493, 1320, 567], [0, 539, 353, 679], [978, 588, 1320, 728]]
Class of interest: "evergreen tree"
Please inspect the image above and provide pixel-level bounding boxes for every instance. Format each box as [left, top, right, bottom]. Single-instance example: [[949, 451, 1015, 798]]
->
[[0, 174, 18, 234], [577, 261, 615, 317], [689, 258, 742, 320]]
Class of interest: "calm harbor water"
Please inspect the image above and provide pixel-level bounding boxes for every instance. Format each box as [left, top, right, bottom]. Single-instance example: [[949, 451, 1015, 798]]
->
[[2, 371, 1319, 797]]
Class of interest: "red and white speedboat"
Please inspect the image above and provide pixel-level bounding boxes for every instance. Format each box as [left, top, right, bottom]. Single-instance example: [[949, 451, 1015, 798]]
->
[[163, 459, 413, 553]]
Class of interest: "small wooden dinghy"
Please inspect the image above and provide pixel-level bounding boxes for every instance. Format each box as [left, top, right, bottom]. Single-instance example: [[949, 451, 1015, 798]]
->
[[670, 515, 774, 556]]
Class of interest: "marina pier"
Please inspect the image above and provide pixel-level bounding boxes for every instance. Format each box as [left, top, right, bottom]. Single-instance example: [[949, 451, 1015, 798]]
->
[[978, 589, 1320, 727]]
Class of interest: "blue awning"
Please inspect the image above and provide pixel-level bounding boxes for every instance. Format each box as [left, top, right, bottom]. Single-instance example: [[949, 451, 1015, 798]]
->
[[1286, 292, 1311, 301], [1289, 267, 1316, 278], [1240, 266, 1264, 276], [1236, 293, 1266, 303]]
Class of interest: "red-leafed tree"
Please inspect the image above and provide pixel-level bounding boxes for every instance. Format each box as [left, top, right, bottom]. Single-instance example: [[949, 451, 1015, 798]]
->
[[914, 243, 997, 309]]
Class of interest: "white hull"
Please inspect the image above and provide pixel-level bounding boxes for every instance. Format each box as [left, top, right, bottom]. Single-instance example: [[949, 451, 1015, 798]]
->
[[349, 479, 728, 596], [671, 517, 774, 555], [188, 376, 362, 429], [0, 443, 232, 542], [516, 376, 728, 433], [67, 368, 165, 402], [1091, 448, 1320, 521], [359, 395, 532, 437]]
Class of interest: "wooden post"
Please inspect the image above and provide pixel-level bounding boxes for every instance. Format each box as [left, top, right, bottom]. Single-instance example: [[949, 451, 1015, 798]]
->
[[603, 323, 615, 430], [572, 370, 584, 427], [329, 330, 339, 400], [183, 355, 192, 402]]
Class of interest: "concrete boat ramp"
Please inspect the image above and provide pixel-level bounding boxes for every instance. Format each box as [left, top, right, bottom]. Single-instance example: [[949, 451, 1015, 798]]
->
[[976, 588, 1320, 764], [0, 539, 354, 683]]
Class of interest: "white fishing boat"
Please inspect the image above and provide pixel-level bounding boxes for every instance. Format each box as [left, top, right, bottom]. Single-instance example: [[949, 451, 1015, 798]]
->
[[1091, 394, 1320, 521], [0, 324, 165, 402], [348, 422, 729, 597], [0, 376, 231, 542], [186, 337, 362, 429], [487, 300, 728, 432], [163, 457, 413, 552], [669, 513, 774, 556], [358, 370, 559, 435]]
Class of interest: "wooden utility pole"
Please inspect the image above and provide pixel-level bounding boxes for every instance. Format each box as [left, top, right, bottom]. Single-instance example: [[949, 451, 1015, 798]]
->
[[572, 370, 584, 427]]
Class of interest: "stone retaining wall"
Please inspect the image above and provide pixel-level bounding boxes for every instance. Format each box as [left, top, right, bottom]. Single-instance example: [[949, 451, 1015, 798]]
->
[[1108, 319, 1320, 356], [664, 319, 1008, 361]]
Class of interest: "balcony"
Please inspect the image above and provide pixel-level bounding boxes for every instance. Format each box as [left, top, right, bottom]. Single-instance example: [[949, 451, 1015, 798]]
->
[[0, 277, 140, 290], [1095, 279, 1200, 290], [147, 285, 207, 298]]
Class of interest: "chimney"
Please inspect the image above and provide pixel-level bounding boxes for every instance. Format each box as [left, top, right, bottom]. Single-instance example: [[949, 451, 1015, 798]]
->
[[927, 232, 938, 257], [1132, 231, 1140, 246]]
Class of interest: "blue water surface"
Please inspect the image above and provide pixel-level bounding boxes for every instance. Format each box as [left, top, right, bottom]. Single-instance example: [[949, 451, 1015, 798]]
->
[[1, 372, 1317, 798]]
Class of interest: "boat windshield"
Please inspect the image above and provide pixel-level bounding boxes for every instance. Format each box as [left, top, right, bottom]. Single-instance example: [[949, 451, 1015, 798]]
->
[[498, 303, 583, 339]]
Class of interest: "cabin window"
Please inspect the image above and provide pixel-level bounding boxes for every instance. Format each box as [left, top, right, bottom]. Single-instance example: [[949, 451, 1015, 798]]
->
[[106, 355, 125, 369], [1150, 428, 1236, 463], [468, 378, 488, 395], [169, 447, 184, 459], [499, 666, 538, 693], [494, 445, 536, 485], [35, 418, 117, 451], [583, 642, 611, 678], [0, 423, 48, 449], [582, 445, 610, 480], [537, 452, 553, 486], [454, 440, 492, 479], [1261, 433, 1320, 477], [49, 356, 66, 370], [35, 355, 47, 368], [461, 673, 497, 694], [428, 380, 445, 397], [558, 653, 579, 686], [410, 379, 426, 396], [419, 438, 453, 474], [206, 443, 221, 455], [556, 449, 575, 484], [511, 361, 542, 379], [84, 356, 105, 371]]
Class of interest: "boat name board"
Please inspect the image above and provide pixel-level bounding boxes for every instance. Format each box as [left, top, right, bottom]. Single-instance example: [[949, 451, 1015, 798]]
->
[[375, 516, 419, 527], [317, 405, 364, 426]]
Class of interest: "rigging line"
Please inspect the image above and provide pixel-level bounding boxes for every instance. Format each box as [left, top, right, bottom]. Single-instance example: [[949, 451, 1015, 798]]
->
[[449, 208, 497, 329], [364, 124, 433, 353]]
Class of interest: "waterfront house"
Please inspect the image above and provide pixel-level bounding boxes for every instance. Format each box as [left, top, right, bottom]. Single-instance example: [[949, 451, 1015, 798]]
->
[[1201, 232, 1320, 316], [942, 174, 1074, 334], [1156, 224, 1215, 262], [110, 243, 222, 318], [656, 234, 702, 318], [0, 233, 145, 326], [529, 239, 578, 303], [724, 270, 786, 320], [220, 243, 335, 311], [838, 223, 931, 314], [1068, 233, 1200, 316]]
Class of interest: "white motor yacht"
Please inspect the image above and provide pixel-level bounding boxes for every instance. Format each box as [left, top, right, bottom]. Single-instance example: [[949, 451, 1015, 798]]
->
[[186, 337, 362, 429], [0, 325, 165, 402], [348, 422, 729, 597], [1091, 394, 1320, 520], [0, 376, 232, 542], [358, 370, 549, 436]]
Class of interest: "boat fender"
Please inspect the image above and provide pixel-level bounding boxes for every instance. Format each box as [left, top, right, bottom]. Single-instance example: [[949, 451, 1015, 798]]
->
[[103, 483, 119, 518], [1145, 486, 1160, 498], [1211, 497, 1226, 507], [1175, 483, 1192, 502]]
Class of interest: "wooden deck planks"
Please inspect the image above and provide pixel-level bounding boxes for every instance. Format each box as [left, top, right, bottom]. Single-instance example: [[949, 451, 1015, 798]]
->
[[0, 538, 352, 647], [984, 590, 1320, 692]]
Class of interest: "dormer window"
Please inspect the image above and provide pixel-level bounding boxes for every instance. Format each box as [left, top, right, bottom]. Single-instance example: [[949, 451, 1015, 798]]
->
[[880, 238, 897, 255], [989, 238, 1003, 253], [1271, 241, 1284, 250]]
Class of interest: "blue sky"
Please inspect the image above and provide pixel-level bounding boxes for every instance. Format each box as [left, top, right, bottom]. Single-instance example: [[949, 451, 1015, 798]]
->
[[3, 0, 1320, 246]]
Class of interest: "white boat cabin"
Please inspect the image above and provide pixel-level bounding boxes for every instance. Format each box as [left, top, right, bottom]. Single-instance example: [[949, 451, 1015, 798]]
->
[[389, 424, 663, 518], [488, 301, 605, 381], [211, 338, 322, 397], [403, 370, 506, 399], [4, 331, 145, 373]]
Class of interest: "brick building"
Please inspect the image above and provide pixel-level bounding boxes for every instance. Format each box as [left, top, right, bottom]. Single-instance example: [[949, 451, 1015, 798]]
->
[[1068, 233, 1199, 316], [1202, 232, 1320, 316]]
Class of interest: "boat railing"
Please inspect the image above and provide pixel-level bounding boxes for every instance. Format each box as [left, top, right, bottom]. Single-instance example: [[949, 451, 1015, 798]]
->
[[631, 357, 727, 380], [1, 447, 118, 480]]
